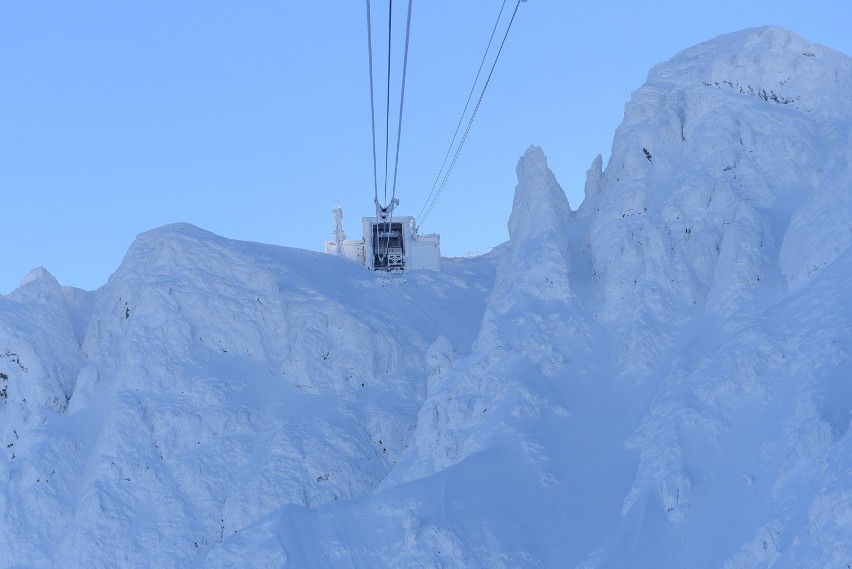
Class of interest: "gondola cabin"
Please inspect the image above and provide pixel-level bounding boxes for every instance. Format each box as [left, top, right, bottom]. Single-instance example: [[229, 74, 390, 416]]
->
[[324, 204, 441, 272], [369, 219, 405, 270]]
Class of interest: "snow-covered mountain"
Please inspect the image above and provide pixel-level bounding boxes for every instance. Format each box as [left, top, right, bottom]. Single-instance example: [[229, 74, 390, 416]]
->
[[2, 26, 851, 568]]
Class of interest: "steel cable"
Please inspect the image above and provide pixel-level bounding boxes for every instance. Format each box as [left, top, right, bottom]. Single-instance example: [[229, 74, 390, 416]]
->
[[418, 0, 525, 230]]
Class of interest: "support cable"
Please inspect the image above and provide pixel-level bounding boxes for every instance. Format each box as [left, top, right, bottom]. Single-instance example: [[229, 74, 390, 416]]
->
[[365, 0, 380, 203], [389, 0, 413, 206], [382, 0, 393, 204], [418, 0, 526, 230], [417, 0, 509, 224]]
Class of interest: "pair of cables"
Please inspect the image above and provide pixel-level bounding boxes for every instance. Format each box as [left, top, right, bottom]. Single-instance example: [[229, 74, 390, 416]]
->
[[416, 0, 527, 230]]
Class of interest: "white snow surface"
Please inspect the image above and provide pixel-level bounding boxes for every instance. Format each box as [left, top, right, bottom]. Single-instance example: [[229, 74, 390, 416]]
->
[[2, 26, 851, 568]]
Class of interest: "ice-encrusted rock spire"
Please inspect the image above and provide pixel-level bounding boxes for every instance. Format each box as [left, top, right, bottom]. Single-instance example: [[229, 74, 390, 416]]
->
[[386, 145, 581, 489], [495, 145, 574, 304], [508, 145, 572, 244], [484, 145, 580, 366]]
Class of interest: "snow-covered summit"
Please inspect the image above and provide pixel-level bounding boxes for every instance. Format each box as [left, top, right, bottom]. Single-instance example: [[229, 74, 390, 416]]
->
[[2, 27, 851, 568], [646, 26, 852, 113], [582, 25, 852, 336]]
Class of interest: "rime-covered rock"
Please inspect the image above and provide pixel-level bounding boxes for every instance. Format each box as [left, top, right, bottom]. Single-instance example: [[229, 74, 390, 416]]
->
[[1, 25, 851, 569]]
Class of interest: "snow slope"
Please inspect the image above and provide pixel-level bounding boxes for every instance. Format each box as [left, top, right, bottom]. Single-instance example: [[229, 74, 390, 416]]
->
[[1, 26, 851, 568]]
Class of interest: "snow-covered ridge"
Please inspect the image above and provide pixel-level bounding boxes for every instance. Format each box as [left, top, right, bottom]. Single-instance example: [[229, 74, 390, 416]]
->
[[2, 26, 851, 568], [1, 222, 496, 566]]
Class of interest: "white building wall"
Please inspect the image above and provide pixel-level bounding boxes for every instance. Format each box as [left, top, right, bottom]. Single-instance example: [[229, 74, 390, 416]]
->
[[408, 233, 441, 271]]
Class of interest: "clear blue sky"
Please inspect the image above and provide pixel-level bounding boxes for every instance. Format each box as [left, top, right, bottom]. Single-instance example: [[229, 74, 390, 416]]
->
[[2, 1, 850, 294]]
